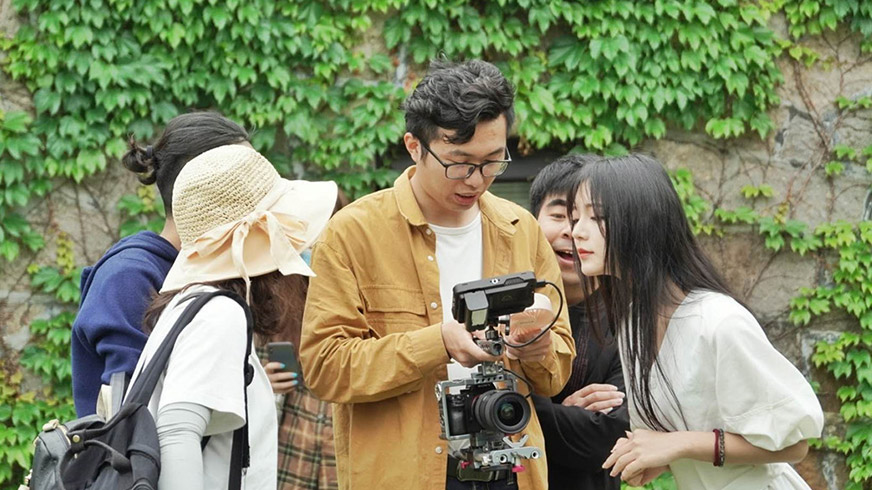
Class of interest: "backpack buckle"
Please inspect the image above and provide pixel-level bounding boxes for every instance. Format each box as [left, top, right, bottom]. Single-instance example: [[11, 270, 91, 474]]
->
[[244, 363, 254, 385]]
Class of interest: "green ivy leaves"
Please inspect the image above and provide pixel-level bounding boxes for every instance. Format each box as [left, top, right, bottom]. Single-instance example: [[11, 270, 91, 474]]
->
[[0, 0, 869, 487], [784, 0, 872, 52], [2, 0, 869, 266], [0, 0, 413, 258], [387, 0, 785, 150]]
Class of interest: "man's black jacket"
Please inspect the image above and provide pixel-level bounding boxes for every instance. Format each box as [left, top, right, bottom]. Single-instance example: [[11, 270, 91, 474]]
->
[[532, 302, 629, 490]]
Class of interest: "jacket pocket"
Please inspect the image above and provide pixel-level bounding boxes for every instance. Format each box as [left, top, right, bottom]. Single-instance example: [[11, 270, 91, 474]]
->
[[360, 286, 428, 336]]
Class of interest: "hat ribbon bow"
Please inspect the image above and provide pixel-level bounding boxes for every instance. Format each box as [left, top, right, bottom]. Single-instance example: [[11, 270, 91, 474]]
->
[[192, 210, 312, 302]]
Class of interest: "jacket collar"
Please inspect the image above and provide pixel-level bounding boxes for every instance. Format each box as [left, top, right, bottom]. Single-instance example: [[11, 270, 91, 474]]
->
[[393, 166, 519, 233], [394, 166, 427, 226]]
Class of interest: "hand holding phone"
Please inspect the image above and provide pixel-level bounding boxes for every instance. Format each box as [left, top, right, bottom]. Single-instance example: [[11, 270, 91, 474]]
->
[[266, 342, 304, 392]]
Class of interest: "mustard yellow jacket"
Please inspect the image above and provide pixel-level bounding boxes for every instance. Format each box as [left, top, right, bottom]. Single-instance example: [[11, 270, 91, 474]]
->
[[301, 167, 575, 489]]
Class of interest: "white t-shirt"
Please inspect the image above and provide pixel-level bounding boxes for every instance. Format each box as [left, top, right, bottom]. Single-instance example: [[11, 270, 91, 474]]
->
[[127, 285, 277, 490], [621, 290, 823, 490], [429, 214, 483, 383]]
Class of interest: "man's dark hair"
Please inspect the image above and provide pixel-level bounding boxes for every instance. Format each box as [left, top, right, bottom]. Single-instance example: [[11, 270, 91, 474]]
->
[[404, 59, 515, 145], [529, 153, 600, 217]]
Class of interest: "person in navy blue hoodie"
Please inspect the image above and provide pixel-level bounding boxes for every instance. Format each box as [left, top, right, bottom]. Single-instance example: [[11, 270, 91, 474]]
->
[[72, 112, 251, 416]]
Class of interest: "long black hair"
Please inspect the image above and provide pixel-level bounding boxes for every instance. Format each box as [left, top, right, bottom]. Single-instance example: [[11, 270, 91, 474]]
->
[[122, 112, 250, 217], [567, 153, 735, 431]]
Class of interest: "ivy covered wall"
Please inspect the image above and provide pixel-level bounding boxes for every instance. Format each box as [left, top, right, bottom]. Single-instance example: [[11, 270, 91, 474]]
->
[[0, 1, 870, 489]]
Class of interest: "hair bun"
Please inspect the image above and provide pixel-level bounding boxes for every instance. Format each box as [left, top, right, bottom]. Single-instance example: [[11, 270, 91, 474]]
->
[[121, 136, 158, 185]]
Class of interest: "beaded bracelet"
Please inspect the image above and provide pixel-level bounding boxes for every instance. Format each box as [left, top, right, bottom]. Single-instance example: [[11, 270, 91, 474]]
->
[[712, 428, 726, 467]]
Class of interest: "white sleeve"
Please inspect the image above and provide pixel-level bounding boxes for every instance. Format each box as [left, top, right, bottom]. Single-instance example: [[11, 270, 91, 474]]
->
[[713, 307, 824, 451], [158, 297, 249, 436]]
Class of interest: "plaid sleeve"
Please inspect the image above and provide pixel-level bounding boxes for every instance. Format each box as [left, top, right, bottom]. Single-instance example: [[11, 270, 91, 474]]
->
[[276, 388, 338, 490]]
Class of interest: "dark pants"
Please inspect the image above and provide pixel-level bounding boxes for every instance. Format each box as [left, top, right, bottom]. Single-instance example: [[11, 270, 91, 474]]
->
[[445, 457, 517, 490], [445, 475, 517, 490]]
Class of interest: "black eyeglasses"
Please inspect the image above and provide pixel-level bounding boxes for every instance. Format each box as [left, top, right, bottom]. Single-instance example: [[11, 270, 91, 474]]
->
[[419, 141, 512, 180]]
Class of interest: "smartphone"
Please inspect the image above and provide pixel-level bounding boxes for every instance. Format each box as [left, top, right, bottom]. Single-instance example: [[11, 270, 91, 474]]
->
[[266, 341, 304, 387]]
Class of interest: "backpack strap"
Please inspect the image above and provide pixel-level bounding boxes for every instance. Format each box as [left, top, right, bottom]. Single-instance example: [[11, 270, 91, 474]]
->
[[108, 371, 129, 418], [169, 292, 216, 453], [228, 294, 255, 490]]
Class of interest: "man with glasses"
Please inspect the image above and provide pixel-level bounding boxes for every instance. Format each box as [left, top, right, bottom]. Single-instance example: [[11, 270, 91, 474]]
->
[[301, 59, 574, 490]]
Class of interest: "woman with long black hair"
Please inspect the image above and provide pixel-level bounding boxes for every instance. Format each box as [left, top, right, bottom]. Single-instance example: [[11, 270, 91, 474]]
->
[[568, 154, 823, 489]]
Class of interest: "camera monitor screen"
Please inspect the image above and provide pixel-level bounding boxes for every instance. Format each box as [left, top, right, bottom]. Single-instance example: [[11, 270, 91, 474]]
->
[[452, 272, 537, 329]]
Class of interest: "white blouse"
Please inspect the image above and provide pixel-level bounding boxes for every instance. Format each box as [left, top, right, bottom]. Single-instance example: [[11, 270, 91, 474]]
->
[[621, 290, 824, 490]]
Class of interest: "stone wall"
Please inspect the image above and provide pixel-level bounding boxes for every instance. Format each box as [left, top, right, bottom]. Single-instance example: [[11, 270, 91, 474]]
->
[[0, 6, 870, 489]]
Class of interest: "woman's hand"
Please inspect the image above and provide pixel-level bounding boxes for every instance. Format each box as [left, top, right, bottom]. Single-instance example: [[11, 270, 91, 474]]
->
[[603, 429, 682, 482], [606, 428, 814, 483], [263, 361, 298, 394], [561, 383, 625, 413], [624, 465, 669, 487]]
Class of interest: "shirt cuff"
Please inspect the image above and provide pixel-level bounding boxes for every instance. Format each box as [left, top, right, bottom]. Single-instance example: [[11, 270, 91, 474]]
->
[[406, 323, 451, 376], [519, 350, 558, 375], [519, 334, 562, 373]]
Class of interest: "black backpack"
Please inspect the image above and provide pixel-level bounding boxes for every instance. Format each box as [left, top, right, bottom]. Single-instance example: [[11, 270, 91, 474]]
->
[[23, 290, 255, 490]]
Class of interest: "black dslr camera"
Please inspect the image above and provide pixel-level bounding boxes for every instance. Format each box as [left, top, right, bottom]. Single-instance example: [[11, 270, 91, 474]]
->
[[436, 271, 544, 472]]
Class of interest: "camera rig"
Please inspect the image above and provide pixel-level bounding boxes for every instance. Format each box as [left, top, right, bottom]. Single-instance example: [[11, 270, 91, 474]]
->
[[436, 271, 560, 473]]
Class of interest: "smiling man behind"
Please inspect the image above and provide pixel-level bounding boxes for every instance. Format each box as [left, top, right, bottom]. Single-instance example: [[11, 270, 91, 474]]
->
[[300, 59, 574, 489]]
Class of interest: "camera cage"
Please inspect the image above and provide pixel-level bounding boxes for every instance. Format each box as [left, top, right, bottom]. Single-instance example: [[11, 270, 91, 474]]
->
[[435, 271, 546, 471], [436, 362, 513, 441], [435, 363, 541, 469]]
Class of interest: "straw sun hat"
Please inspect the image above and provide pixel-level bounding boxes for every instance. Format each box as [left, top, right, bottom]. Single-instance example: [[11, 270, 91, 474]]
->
[[161, 144, 337, 299]]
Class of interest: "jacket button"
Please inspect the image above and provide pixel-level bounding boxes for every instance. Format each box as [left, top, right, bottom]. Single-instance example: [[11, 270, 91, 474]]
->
[[425, 228, 432, 235], [435, 446, 443, 454], [427, 255, 434, 261], [430, 302, 438, 309]]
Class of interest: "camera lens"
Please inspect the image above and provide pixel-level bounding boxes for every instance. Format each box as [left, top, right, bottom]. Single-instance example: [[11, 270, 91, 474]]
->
[[472, 390, 530, 434], [498, 401, 521, 425]]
